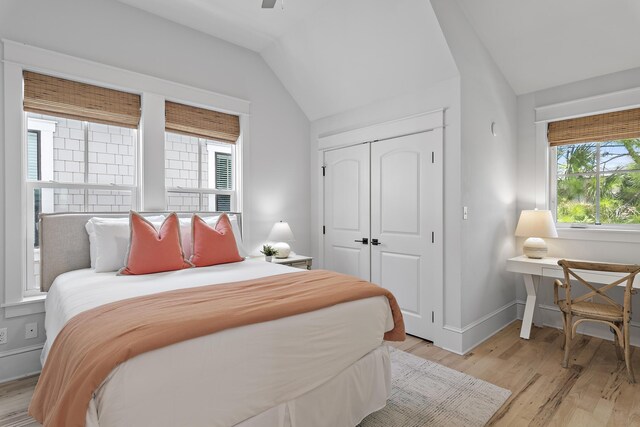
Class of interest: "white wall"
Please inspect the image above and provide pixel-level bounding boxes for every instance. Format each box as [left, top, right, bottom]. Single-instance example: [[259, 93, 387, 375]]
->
[[516, 66, 640, 344], [0, 0, 310, 382], [431, 0, 518, 352]]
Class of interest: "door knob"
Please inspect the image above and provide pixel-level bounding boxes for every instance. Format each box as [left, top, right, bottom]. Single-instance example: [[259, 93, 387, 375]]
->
[[354, 238, 368, 244], [371, 239, 382, 246]]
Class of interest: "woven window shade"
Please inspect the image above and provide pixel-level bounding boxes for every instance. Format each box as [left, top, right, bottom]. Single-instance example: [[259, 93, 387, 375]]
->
[[548, 108, 640, 147], [23, 71, 141, 128], [165, 101, 240, 144]]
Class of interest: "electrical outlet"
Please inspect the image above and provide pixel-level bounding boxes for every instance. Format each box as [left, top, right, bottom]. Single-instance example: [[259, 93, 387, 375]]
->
[[0, 328, 7, 344], [25, 322, 38, 339]]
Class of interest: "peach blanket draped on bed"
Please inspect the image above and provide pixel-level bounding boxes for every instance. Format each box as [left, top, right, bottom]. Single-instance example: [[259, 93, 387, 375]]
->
[[29, 269, 405, 427]]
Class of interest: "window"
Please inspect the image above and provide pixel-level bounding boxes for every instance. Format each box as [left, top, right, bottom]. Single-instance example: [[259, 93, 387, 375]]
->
[[551, 140, 640, 225], [22, 71, 142, 294], [165, 132, 236, 212], [164, 100, 240, 212], [25, 113, 138, 293], [6, 62, 246, 305], [548, 108, 640, 227]]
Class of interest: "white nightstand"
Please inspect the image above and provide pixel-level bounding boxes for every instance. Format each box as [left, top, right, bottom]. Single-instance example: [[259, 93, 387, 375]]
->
[[272, 255, 313, 270]]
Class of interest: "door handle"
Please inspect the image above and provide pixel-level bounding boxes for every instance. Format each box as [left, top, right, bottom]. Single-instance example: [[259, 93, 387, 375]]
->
[[354, 238, 368, 244], [371, 239, 382, 246]]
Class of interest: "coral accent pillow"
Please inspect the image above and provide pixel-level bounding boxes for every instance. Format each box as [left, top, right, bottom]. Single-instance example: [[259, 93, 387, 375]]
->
[[191, 213, 244, 267], [119, 212, 193, 275]]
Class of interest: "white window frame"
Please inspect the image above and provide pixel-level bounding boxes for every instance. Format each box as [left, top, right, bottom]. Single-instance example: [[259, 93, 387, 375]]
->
[[165, 133, 239, 212], [2, 40, 251, 317], [533, 86, 640, 243], [24, 115, 140, 295]]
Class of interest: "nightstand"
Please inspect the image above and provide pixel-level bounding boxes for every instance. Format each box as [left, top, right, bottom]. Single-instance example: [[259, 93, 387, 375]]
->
[[272, 254, 313, 270]]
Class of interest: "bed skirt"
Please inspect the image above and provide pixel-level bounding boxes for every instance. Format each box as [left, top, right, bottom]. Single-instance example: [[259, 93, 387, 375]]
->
[[236, 345, 391, 427], [84, 345, 391, 427]]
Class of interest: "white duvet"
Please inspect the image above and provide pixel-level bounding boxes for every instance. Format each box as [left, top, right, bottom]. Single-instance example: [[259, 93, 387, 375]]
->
[[43, 261, 394, 427]]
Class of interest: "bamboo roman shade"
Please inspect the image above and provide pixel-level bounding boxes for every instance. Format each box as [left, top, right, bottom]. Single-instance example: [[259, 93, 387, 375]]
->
[[548, 108, 640, 147], [165, 101, 240, 144], [23, 71, 141, 128]]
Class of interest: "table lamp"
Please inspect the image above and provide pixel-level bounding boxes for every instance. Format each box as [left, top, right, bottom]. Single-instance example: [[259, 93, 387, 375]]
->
[[515, 209, 558, 259], [268, 221, 295, 259]]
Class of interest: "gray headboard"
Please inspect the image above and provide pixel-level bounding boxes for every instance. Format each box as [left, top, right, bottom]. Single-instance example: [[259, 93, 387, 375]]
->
[[39, 211, 242, 292]]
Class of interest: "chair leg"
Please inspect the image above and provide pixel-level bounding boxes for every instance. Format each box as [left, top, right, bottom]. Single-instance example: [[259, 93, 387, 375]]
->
[[562, 313, 572, 368], [624, 321, 635, 383], [613, 324, 624, 361], [560, 312, 566, 350]]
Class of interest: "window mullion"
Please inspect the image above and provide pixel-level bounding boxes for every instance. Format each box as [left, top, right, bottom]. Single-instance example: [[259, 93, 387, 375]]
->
[[198, 139, 203, 210], [550, 147, 558, 221], [83, 121, 89, 210], [595, 142, 601, 225]]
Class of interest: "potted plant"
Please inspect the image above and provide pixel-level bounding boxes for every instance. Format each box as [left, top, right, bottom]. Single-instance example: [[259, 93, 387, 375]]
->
[[261, 244, 278, 262]]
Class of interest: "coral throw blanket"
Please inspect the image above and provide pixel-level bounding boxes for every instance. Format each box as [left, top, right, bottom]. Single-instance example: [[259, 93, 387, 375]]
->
[[29, 270, 405, 427]]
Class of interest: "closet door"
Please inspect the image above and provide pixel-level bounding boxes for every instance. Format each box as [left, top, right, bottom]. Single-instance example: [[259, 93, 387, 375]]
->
[[323, 144, 371, 280], [370, 129, 443, 340]]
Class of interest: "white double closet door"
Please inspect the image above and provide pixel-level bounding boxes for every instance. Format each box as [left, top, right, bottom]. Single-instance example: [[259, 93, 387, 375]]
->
[[323, 130, 443, 340]]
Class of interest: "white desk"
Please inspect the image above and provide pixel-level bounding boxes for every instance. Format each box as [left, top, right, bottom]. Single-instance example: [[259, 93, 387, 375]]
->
[[507, 255, 640, 339]]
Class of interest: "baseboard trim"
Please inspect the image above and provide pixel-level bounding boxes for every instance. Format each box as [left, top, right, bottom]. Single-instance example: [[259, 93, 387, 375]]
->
[[440, 300, 518, 355], [515, 301, 640, 346], [0, 343, 43, 359], [0, 344, 43, 384]]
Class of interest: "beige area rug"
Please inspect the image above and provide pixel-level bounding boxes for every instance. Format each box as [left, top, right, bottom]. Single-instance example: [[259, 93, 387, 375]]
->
[[359, 347, 511, 427]]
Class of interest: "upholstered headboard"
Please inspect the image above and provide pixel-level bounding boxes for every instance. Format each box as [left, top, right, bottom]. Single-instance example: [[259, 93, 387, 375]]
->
[[39, 212, 242, 292]]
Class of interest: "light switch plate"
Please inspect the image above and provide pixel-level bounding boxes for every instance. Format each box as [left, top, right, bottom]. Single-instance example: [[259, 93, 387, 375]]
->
[[0, 328, 7, 344], [463, 206, 468, 220]]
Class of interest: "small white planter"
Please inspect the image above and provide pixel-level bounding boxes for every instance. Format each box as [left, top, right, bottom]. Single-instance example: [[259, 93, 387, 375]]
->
[[265, 256, 273, 262]]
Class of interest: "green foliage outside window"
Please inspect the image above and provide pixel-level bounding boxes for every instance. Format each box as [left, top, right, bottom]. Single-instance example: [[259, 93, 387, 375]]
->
[[556, 139, 640, 225]]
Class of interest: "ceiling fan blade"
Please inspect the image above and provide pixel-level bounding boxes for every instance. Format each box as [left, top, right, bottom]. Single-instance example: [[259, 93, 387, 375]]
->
[[262, 0, 277, 8]]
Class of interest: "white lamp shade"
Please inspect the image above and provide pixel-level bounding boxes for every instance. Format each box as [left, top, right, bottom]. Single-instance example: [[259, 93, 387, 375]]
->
[[515, 210, 558, 238], [268, 221, 295, 242]]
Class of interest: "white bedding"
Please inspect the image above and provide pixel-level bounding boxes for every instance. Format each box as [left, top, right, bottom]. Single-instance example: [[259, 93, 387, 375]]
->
[[43, 261, 394, 427]]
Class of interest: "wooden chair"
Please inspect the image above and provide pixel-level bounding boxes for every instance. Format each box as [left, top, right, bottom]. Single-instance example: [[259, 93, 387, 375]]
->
[[554, 259, 640, 383]]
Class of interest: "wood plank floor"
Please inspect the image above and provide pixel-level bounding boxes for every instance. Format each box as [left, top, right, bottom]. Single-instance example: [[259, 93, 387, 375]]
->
[[2, 320, 639, 426]]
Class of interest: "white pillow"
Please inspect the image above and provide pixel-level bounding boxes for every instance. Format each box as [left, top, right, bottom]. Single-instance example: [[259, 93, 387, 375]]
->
[[179, 215, 247, 260], [86, 215, 165, 271]]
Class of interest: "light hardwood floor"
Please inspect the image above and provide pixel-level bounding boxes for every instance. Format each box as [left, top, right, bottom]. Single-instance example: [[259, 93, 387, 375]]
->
[[2, 320, 639, 427]]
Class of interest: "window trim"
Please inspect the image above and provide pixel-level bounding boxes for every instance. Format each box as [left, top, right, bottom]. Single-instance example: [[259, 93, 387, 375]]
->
[[3, 41, 251, 310]]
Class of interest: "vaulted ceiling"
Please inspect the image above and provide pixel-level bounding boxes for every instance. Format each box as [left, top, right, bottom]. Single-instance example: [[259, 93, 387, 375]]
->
[[116, 0, 328, 52], [116, 0, 458, 121], [457, 0, 640, 95], [116, 0, 640, 118]]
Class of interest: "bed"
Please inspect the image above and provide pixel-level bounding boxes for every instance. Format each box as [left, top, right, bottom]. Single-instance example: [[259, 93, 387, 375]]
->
[[36, 212, 400, 427]]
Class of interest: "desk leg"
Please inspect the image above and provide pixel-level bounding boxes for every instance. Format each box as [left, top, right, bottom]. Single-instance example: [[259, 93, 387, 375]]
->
[[521, 274, 540, 339]]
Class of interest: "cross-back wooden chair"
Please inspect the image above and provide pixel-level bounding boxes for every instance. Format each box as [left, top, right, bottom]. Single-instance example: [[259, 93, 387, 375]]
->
[[554, 259, 640, 383]]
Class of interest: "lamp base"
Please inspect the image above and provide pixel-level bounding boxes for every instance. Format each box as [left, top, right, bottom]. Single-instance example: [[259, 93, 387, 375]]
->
[[523, 237, 548, 259], [273, 242, 291, 258]]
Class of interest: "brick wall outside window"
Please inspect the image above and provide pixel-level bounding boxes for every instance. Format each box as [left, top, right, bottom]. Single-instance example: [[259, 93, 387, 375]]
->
[[29, 113, 135, 212]]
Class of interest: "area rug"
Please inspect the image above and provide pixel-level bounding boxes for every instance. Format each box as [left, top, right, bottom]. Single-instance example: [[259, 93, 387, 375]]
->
[[359, 347, 511, 427]]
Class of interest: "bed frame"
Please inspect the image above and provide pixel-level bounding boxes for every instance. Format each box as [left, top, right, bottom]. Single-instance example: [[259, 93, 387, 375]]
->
[[38, 211, 242, 292]]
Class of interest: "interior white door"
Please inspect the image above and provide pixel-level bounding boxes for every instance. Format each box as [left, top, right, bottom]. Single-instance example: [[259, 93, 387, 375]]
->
[[370, 130, 443, 340], [323, 144, 371, 280]]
